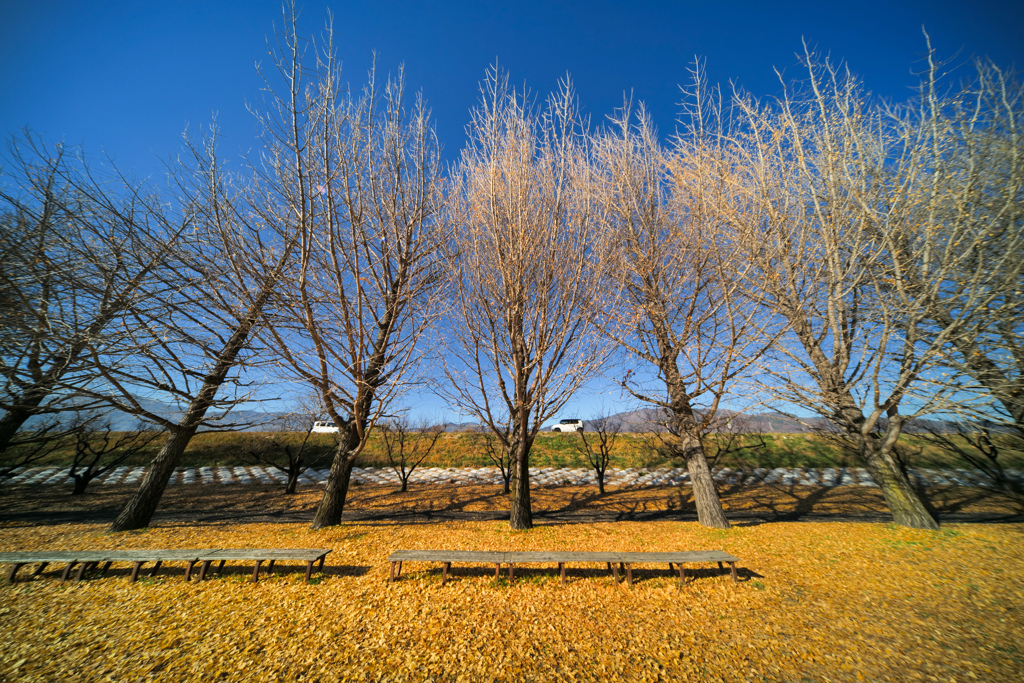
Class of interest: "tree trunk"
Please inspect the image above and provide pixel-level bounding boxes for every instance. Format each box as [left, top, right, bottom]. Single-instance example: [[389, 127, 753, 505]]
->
[[0, 409, 31, 455], [663, 375, 731, 529], [0, 389, 48, 454], [400, 478, 408, 493], [311, 441, 356, 529], [285, 471, 298, 494], [856, 430, 939, 529], [107, 293, 273, 532], [501, 475, 510, 495], [71, 476, 89, 496], [508, 438, 533, 529], [108, 426, 196, 530], [597, 472, 605, 495], [682, 433, 731, 529]]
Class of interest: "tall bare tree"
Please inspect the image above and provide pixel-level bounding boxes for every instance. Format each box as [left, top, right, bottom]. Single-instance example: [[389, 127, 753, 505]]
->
[[589, 93, 774, 529], [892, 50, 1024, 439], [253, 11, 446, 529], [441, 68, 604, 529], [721, 47, 1002, 529], [0, 133, 187, 454], [104, 124, 301, 531]]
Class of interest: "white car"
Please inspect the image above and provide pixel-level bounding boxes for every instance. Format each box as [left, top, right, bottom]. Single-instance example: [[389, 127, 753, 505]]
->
[[551, 419, 583, 433], [311, 421, 339, 433]]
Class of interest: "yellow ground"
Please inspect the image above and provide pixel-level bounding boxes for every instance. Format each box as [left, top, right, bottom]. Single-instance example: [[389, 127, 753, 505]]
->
[[1, 516, 1022, 681]]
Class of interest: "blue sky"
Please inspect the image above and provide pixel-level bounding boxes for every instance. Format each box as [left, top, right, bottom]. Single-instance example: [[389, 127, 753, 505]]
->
[[2, 0, 1021, 424], [3, 0, 1021, 178]]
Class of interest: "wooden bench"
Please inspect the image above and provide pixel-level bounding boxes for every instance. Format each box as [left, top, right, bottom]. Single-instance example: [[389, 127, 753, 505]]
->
[[387, 550, 739, 587], [192, 549, 330, 583], [1, 548, 331, 584]]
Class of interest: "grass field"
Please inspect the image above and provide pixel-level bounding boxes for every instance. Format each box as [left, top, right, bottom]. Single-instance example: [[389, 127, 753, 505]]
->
[[10, 429, 1024, 473], [1, 507, 1021, 681]]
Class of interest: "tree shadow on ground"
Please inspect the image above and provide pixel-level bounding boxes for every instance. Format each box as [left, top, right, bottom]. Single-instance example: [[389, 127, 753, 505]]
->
[[1, 482, 1022, 528]]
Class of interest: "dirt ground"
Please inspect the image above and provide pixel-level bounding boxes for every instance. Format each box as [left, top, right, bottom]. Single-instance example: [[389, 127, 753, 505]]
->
[[2, 480, 1021, 527]]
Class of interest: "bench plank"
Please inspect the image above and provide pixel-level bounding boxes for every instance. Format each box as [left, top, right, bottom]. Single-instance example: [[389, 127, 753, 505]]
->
[[200, 549, 331, 562], [614, 551, 738, 564], [1, 549, 330, 584], [388, 550, 507, 563], [386, 549, 740, 587]]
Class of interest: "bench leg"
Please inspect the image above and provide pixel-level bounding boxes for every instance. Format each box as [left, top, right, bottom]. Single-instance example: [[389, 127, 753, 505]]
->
[[607, 562, 612, 574], [625, 564, 633, 588], [318, 556, 326, 572], [32, 562, 49, 578], [717, 561, 724, 573], [611, 563, 619, 583], [389, 561, 396, 583], [396, 561, 401, 578], [729, 562, 737, 584], [149, 561, 163, 578], [559, 562, 566, 584], [130, 562, 144, 583], [441, 562, 450, 586], [75, 562, 91, 581], [495, 564, 500, 579], [99, 561, 111, 576], [305, 561, 314, 583], [508, 563, 514, 582], [7, 563, 25, 583], [61, 562, 76, 581], [679, 565, 686, 587], [216, 560, 226, 576], [251, 560, 262, 583], [185, 560, 196, 581], [266, 559, 275, 575], [198, 560, 212, 581]]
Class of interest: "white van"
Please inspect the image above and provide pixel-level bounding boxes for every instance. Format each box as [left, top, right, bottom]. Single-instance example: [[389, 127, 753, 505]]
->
[[551, 419, 584, 433], [311, 421, 339, 433]]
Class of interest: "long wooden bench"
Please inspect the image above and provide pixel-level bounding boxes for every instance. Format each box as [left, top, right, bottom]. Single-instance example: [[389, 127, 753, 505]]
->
[[0, 549, 331, 584], [387, 550, 739, 587]]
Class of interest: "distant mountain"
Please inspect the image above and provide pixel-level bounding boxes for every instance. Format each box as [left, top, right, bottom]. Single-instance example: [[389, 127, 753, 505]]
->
[[563, 409, 974, 435], [441, 422, 485, 433]]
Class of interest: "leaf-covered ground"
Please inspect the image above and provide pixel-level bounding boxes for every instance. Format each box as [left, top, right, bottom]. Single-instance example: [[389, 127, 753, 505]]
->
[[1, 515, 1022, 681]]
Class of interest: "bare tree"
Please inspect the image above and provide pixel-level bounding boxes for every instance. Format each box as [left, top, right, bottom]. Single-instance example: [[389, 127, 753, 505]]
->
[[253, 10, 446, 529], [102, 122, 302, 531], [889, 49, 1024, 442], [0, 419, 84, 480], [240, 431, 330, 495], [240, 396, 334, 494], [381, 417, 443, 492], [575, 414, 619, 494], [477, 430, 514, 494], [588, 92, 775, 529], [441, 67, 605, 529], [0, 133, 189, 454], [67, 422, 163, 495], [720, 47, 1001, 529]]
